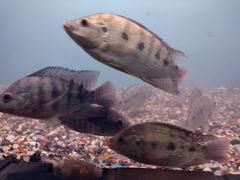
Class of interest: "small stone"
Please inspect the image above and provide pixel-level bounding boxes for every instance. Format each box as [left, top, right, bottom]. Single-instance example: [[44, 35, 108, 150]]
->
[[214, 170, 225, 176], [230, 139, 240, 145], [12, 144, 19, 149], [203, 167, 212, 172]]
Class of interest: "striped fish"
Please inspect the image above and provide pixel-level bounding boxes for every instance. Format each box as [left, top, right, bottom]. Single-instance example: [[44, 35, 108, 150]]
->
[[0, 67, 116, 126], [64, 13, 186, 94]]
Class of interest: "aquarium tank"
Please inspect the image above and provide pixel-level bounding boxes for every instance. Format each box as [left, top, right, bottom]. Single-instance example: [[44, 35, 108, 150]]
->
[[0, 0, 239, 179]]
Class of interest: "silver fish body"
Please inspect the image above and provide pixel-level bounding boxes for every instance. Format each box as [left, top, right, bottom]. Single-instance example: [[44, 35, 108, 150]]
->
[[64, 13, 186, 94]]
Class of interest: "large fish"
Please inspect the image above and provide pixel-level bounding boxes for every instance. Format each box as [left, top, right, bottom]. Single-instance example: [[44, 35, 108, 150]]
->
[[108, 122, 229, 168], [59, 104, 131, 136], [63, 13, 186, 94], [0, 67, 116, 126]]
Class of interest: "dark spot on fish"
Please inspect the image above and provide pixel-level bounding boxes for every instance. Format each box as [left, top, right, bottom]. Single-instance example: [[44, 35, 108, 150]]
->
[[137, 42, 145, 51], [167, 142, 176, 151], [51, 80, 60, 98], [155, 51, 160, 59], [101, 27, 108, 32], [51, 102, 60, 113], [118, 137, 124, 143], [38, 82, 45, 105], [77, 85, 85, 102], [188, 146, 196, 152], [175, 65, 178, 70], [135, 141, 141, 146], [180, 145, 185, 150], [163, 59, 169, 66], [151, 141, 157, 148], [66, 80, 74, 106], [122, 32, 128, 40], [80, 19, 88, 27]]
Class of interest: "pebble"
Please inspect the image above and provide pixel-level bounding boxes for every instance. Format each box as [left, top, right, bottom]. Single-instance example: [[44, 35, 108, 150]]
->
[[231, 139, 240, 145]]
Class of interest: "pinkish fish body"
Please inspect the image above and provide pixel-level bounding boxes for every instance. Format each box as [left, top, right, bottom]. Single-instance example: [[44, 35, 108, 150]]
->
[[108, 122, 229, 168], [64, 13, 186, 94], [0, 67, 117, 131]]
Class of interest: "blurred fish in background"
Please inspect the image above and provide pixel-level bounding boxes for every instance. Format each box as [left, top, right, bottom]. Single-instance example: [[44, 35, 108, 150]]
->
[[180, 88, 217, 133], [63, 13, 186, 94], [115, 83, 155, 112]]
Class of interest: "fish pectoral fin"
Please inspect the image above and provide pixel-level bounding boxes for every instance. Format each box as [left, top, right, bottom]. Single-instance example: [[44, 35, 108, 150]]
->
[[28, 66, 100, 90], [142, 77, 179, 95]]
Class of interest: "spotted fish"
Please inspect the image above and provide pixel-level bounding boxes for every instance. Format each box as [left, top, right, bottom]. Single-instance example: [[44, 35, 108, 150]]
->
[[108, 122, 229, 168], [59, 104, 131, 136], [64, 13, 187, 94], [0, 67, 116, 126]]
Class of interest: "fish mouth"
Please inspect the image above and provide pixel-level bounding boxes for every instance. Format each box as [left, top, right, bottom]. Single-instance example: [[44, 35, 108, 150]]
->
[[63, 22, 98, 50]]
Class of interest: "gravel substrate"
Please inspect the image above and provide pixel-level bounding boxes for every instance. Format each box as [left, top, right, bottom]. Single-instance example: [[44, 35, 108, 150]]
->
[[0, 86, 239, 175]]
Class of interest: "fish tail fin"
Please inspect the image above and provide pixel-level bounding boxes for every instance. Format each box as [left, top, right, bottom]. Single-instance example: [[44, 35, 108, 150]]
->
[[92, 81, 116, 108], [205, 138, 229, 162]]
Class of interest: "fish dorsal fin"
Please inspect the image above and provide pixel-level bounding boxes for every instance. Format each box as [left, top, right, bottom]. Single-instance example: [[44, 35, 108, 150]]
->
[[28, 66, 100, 90]]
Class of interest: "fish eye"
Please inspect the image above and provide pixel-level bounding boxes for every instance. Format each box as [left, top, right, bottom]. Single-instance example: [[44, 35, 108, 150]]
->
[[2, 93, 12, 103], [81, 19, 89, 27], [135, 140, 141, 146], [118, 137, 124, 143], [117, 120, 123, 127]]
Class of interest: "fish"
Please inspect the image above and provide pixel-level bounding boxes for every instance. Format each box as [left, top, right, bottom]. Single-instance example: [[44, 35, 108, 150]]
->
[[108, 122, 229, 168], [188, 88, 202, 107], [182, 89, 217, 133], [0, 66, 116, 124], [63, 13, 187, 94], [59, 104, 131, 136], [115, 83, 155, 111]]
